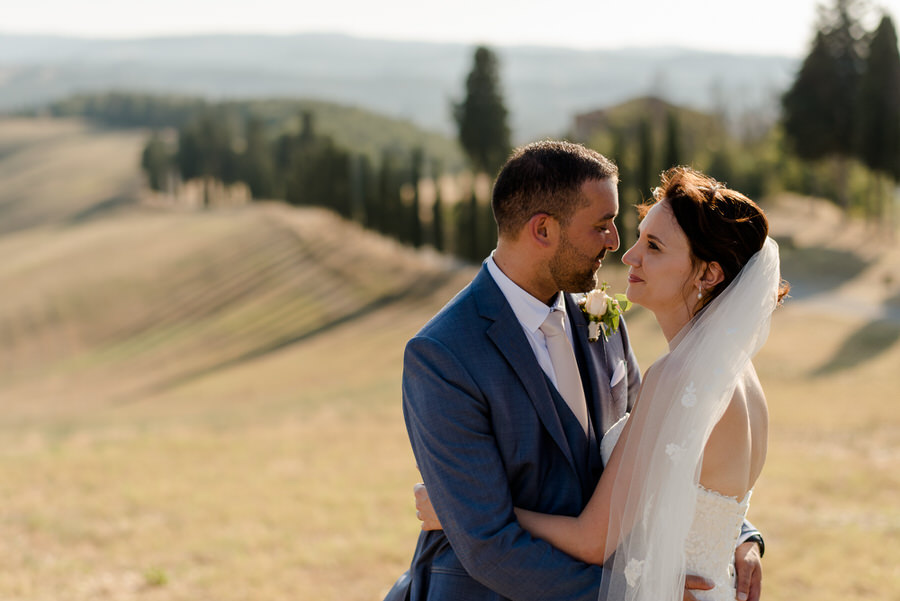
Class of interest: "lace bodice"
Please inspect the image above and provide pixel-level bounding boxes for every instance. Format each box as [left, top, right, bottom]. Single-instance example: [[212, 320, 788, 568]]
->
[[600, 415, 750, 601], [685, 487, 750, 601]]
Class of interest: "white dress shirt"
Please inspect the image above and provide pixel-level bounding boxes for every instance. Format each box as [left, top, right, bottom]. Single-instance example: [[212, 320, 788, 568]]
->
[[486, 255, 577, 393]]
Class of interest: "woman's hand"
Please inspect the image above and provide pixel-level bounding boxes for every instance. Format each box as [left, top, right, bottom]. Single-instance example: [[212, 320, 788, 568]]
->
[[414, 483, 443, 531]]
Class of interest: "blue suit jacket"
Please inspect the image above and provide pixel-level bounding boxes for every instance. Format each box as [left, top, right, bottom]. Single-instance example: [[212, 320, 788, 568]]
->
[[386, 264, 641, 601]]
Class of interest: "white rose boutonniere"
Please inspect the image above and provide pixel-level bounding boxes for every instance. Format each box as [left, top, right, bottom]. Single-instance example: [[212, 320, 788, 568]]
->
[[579, 282, 632, 342]]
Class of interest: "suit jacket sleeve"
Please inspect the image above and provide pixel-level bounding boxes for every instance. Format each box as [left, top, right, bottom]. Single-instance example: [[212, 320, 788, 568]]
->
[[403, 335, 603, 601], [738, 519, 764, 555]]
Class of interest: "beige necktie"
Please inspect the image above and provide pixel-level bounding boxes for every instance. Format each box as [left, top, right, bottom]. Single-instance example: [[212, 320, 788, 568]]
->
[[540, 310, 589, 435]]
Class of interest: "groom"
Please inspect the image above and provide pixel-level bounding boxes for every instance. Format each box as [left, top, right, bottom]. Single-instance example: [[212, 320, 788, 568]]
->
[[385, 141, 763, 601]]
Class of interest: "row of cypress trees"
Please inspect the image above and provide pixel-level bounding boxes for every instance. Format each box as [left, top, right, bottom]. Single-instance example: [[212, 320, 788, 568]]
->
[[141, 108, 488, 258]]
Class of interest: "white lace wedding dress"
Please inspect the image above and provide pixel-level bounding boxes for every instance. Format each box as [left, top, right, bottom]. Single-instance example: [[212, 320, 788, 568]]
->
[[601, 416, 750, 601]]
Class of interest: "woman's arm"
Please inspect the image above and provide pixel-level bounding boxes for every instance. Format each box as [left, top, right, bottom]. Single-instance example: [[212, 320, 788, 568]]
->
[[416, 486, 613, 564], [513, 508, 603, 563], [416, 405, 636, 565], [514, 406, 638, 565], [414, 364, 651, 565]]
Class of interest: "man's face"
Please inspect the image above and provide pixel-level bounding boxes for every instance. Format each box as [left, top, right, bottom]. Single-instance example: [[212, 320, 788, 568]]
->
[[550, 178, 620, 293]]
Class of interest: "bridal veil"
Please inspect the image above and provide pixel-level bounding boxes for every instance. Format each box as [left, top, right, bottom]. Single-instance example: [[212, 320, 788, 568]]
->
[[598, 237, 782, 601]]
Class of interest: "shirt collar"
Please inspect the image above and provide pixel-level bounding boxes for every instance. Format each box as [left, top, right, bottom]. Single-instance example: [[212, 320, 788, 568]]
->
[[486, 254, 567, 334]]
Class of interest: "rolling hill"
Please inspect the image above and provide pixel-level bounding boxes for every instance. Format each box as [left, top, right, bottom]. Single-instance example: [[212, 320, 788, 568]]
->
[[0, 117, 898, 600], [0, 118, 146, 234], [0, 119, 471, 420]]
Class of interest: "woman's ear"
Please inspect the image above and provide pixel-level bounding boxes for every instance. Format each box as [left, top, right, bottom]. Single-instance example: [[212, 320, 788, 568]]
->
[[527, 213, 558, 249], [701, 261, 725, 289]]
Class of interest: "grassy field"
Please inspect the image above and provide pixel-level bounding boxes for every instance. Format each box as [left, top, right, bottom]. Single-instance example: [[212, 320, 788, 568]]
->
[[0, 117, 898, 600]]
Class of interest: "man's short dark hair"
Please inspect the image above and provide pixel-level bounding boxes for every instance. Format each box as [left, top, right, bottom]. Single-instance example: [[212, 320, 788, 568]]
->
[[491, 140, 618, 238]]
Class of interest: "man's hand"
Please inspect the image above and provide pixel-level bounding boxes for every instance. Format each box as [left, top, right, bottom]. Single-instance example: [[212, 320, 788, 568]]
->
[[734, 541, 763, 601], [414, 483, 443, 531], [684, 575, 714, 601]]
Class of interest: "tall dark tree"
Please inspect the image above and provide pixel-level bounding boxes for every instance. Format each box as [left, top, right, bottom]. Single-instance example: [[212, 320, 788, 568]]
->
[[271, 113, 350, 216], [637, 118, 656, 203], [856, 14, 900, 181], [663, 110, 682, 169], [141, 132, 171, 192], [468, 189, 480, 261], [240, 117, 276, 199], [452, 188, 481, 262], [608, 130, 637, 252], [409, 148, 425, 248], [454, 46, 512, 176], [376, 150, 403, 238], [431, 161, 445, 252], [285, 137, 353, 217], [358, 154, 377, 229], [478, 193, 498, 259], [782, 0, 869, 207], [175, 110, 237, 206]]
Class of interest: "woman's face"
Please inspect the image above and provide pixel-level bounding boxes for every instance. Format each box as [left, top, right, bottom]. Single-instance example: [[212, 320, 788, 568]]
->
[[621, 201, 698, 316]]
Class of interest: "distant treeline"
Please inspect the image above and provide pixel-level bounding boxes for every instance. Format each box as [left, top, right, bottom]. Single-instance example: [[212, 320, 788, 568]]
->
[[136, 103, 494, 261], [41, 92, 465, 169]]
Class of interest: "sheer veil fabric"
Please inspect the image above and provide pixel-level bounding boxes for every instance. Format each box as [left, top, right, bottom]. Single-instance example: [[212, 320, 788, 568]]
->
[[599, 237, 782, 601]]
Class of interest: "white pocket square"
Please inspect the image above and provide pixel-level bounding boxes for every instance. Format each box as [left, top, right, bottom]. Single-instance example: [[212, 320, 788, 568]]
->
[[610, 360, 626, 387]]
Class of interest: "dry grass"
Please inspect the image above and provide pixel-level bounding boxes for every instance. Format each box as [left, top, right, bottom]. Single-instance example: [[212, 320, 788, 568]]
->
[[0, 117, 147, 233], [0, 119, 898, 600]]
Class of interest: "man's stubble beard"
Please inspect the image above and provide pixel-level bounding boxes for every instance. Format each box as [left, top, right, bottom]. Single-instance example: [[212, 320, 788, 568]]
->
[[550, 232, 603, 294]]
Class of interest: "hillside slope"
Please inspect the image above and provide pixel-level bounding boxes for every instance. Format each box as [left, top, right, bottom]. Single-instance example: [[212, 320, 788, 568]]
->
[[0, 117, 146, 233], [0, 201, 470, 420]]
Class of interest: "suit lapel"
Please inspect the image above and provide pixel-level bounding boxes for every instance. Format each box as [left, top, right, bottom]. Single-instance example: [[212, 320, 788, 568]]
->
[[473, 267, 577, 472]]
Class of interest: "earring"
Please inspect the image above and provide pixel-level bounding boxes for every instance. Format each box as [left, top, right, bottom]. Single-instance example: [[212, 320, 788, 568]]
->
[[697, 285, 703, 300]]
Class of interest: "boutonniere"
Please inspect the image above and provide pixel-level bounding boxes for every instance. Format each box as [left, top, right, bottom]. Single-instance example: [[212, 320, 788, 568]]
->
[[579, 282, 632, 342]]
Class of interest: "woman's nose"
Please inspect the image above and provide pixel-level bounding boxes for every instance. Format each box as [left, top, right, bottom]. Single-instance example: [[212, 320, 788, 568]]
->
[[621, 244, 638, 267]]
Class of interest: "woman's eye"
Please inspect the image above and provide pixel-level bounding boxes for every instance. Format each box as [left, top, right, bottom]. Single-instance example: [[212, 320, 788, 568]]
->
[[648, 241, 659, 251]]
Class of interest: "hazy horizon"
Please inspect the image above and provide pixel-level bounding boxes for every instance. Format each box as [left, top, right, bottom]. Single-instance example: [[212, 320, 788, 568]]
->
[[6, 0, 900, 58]]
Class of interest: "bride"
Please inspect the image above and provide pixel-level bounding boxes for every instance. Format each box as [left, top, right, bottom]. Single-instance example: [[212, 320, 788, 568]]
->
[[416, 167, 789, 601]]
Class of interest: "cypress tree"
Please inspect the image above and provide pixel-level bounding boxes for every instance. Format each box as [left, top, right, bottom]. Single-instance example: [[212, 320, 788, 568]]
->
[[358, 154, 376, 229], [431, 162, 445, 253], [468, 189, 480, 262], [454, 46, 512, 176], [410, 148, 424, 248], [141, 132, 171, 192], [480, 193, 498, 259], [241, 116, 275, 199], [856, 15, 900, 182], [782, 0, 868, 207], [637, 118, 655, 203], [663, 110, 682, 169], [609, 129, 636, 252]]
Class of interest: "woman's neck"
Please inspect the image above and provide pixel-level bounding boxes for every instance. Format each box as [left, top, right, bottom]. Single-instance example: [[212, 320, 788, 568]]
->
[[655, 308, 692, 346]]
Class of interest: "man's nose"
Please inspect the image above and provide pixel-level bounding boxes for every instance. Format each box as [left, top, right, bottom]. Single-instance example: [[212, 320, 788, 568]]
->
[[607, 224, 620, 252]]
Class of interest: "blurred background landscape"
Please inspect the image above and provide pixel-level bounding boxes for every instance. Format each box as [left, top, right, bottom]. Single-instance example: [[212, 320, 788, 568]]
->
[[1, 0, 899, 599]]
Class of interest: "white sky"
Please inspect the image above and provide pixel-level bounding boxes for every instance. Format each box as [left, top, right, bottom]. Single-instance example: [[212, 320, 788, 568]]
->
[[4, 0, 900, 57]]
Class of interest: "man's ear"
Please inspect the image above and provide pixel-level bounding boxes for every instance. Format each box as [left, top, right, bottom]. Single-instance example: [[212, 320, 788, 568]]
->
[[527, 213, 558, 249], [701, 261, 725, 289]]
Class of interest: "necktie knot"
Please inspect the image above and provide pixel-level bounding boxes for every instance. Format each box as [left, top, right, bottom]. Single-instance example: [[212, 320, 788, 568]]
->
[[540, 310, 566, 338]]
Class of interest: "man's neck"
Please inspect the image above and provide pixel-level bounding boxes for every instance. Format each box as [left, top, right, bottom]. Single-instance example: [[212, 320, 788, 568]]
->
[[493, 244, 558, 306]]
